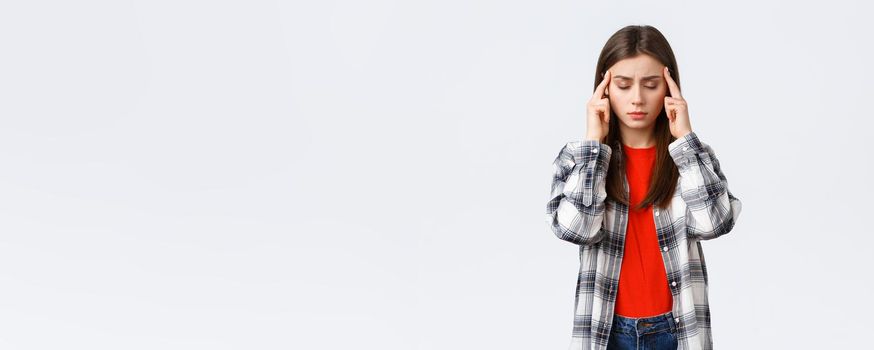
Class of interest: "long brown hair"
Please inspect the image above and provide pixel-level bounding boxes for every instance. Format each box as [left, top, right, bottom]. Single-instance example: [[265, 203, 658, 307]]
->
[[593, 25, 681, 211]]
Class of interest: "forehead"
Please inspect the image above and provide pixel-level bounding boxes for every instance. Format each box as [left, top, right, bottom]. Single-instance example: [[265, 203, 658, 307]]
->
[[608, 54, 663, 80]]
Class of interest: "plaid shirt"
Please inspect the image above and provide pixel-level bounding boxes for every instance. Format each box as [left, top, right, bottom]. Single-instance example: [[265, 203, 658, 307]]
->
[[546, 131, 742, 350]]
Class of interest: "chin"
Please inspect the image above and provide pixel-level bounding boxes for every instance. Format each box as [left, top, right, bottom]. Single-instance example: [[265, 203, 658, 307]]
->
[[621, 118, 655, 128]]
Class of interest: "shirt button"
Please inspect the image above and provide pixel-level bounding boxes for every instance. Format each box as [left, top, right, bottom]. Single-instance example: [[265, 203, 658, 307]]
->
[[591, 148, 598, 153], [674, 317, 679, 323], [655, 211, 660, 217], [683, 146, 688, 151], [662, 246, 668, 252], [671, 281, 677, 286]]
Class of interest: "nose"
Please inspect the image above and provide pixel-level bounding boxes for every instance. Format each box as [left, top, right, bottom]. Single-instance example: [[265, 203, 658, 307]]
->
[[631, 86, 645, 105]]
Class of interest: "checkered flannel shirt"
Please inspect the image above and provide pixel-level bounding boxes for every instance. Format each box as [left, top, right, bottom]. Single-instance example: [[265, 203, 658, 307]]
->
[[546, 131, 742, 350]]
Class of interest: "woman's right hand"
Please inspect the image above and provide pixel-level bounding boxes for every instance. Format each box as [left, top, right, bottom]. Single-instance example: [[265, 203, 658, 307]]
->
[[586, 70, 612, 142]]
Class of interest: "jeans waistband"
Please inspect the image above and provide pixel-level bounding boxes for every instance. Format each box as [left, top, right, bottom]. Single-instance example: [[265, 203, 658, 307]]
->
[[611, 311, 676, 335]]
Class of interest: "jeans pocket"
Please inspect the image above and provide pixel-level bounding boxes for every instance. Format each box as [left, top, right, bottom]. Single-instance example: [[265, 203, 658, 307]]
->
[[648, 329, 678, 350]]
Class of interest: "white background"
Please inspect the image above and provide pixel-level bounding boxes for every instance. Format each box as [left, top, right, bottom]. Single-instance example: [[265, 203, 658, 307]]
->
[[1, 0, 871, 349]]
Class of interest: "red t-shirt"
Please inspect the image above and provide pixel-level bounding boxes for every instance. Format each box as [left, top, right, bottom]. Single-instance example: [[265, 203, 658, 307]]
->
[[614, 143, 673, 317]]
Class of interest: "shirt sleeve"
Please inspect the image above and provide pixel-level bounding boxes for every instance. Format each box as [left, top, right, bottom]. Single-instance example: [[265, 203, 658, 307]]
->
[[668, 131, 743, 241], [546, 140, 612, 245]]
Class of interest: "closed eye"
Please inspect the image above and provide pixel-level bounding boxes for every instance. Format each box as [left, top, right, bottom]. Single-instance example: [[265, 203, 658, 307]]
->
[[618, 86, 658, 90]]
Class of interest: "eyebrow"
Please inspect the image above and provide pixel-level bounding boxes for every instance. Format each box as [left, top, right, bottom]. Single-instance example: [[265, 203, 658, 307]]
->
[[614, 75, 662, 81]]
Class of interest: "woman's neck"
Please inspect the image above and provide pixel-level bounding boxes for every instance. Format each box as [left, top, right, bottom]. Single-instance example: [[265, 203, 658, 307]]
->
[[619, 124, 656, 148]]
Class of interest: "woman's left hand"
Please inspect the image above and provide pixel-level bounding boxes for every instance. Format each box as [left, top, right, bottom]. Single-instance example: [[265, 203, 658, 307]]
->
[[663, 66, 693, 139]]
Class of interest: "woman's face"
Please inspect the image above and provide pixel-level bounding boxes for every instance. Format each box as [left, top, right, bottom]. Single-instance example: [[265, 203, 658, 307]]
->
[[605, 54, 668, 131]]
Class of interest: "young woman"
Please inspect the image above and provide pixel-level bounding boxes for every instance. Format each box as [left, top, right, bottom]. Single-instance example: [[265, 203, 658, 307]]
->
[[546, 25, 742, 350]]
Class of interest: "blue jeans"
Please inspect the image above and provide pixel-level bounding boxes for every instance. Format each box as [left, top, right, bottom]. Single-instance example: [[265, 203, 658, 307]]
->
[[606, 311, 678, 350]]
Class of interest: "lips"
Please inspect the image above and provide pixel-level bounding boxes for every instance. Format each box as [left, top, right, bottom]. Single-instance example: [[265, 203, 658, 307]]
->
[[628, 112, 647, 120]]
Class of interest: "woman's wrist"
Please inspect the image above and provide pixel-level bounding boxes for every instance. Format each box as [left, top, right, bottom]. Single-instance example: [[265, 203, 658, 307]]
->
[[585, 135, 603, 143]]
